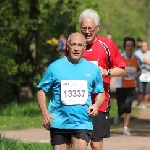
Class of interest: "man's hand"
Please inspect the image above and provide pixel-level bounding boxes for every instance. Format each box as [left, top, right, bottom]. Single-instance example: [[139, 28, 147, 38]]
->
[[88, 104, 98, 117], [143, 58, 150, 65], [37, 89, 54, 129], [143, 58, 148, 64], [123, 73, 128, 77], [98, 66, 108, 76], [42, 113, 54, 129]]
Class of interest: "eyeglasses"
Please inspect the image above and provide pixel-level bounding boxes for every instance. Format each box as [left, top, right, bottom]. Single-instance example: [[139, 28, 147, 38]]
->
[[80, 25, 98, 32]]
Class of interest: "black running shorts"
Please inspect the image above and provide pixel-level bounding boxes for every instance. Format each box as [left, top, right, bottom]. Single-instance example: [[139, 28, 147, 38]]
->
[[116, 88, 136, 115], [91, 112, 110, 141], [50, 128, 92, 146], [138, 82, 150, 95]]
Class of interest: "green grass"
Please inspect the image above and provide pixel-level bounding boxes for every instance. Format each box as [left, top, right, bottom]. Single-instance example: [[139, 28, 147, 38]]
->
[[0, 135, 52, 150], [0, 96, 139, 130], [0, 100, 42, 130], [0, 96, 139, 149]]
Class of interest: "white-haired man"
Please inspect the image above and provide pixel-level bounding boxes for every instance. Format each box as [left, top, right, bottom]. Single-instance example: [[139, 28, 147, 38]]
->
[[79, 9, 126, 150]]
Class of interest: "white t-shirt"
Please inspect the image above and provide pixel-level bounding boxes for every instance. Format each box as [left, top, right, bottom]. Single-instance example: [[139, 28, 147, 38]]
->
[[135, 50, 150, 82], [135, 50, 150, 73]]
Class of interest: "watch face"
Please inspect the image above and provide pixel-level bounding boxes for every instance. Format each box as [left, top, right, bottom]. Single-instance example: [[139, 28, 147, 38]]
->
[[108, 69, 111, 76]]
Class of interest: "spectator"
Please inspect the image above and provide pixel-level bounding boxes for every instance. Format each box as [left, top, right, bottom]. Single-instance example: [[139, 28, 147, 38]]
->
[[135, 37, 143, 51], [58, 34, 67, 57], [106, 34, 112, 40]]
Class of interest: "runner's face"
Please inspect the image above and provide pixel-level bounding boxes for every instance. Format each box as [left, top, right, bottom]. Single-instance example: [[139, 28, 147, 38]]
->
[[141, 42, 148, 53], [125, 41, 134, 52], [80, 18, 99, 44], [68, 34, 86, 63]]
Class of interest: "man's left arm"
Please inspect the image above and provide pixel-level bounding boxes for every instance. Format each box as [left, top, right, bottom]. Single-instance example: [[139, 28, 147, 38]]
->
[[100, 41, 126, 77], [88, 91, 105, 116], [99, 66, 125, 77], [108, 67, 125, 77]]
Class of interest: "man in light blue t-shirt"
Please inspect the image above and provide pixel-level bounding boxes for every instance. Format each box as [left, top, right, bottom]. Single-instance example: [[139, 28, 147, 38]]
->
[[135, 41, 150, 109], [37, 32, 105, 150]]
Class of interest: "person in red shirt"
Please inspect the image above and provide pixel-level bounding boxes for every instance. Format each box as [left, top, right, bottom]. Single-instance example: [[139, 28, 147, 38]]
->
[[78, 9, 126, 150]]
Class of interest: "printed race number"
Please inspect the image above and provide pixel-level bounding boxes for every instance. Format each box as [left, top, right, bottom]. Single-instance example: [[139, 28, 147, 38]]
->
[[61, 80, 88, 105], [123, 67, 137, 80], [64, 90, 85, 98]]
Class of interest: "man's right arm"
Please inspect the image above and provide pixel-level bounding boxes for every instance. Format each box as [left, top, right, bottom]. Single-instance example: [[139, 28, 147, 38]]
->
[[37, 89, 49, 116], [37, 89, 53, 128]]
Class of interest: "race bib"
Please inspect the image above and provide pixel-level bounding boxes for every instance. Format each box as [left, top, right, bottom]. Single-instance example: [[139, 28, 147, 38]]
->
[[123, 67, 137, 80], [61, 80, 88, 105], [90, 61, 98, 66], [139, 73, 150, 82]]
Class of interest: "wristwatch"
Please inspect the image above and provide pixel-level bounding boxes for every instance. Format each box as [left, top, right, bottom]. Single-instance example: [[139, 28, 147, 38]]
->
[[107, 69, 111, 76]]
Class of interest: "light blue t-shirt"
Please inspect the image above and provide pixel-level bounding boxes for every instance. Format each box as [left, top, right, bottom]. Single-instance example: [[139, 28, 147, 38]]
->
[[37, 56, 104, 130]]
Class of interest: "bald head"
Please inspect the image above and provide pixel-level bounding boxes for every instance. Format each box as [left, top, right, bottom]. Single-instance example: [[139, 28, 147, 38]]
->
[[67, 32, 86, 46], [106, 34, 112, 39], [66, 32, 86, 64]]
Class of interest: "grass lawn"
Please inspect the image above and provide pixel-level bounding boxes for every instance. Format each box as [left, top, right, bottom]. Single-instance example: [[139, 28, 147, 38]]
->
[[0, 94, 139, 149], [0, 100, 42, 130], [0, 94, 139, 130], [0, 100, 52, 149], [0, 135, 52, 150]]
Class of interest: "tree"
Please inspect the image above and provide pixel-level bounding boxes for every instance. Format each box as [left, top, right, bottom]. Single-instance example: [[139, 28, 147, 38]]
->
[[0, 0, 40, 103], [0, 0, 149, 105]]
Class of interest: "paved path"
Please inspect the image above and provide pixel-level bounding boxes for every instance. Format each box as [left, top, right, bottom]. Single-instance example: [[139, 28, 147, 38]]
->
[[0, 101, 150, 150]]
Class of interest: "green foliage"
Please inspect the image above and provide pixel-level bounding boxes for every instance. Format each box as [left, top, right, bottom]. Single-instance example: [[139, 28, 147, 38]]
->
[[0, 136, 52, 150], [0, 82, 17, 104], [0, 0, 149, 104]]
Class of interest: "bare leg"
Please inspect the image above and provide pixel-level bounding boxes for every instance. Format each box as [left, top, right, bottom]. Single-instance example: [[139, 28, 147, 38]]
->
[[143, 94, 149, 105], [91, 140, 103, 150], [137, 93, 143, 105], [124, 113, 130, 127], [71, 136, 87, 150], [53, 143, 70, 150]]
